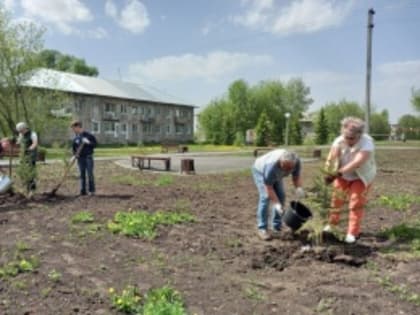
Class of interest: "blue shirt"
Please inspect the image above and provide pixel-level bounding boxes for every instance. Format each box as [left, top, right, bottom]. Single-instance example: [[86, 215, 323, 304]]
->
[[253, 149, 301, 185]]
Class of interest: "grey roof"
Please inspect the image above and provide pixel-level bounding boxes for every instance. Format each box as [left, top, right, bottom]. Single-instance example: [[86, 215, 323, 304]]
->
[[24, 68, 194, 107]]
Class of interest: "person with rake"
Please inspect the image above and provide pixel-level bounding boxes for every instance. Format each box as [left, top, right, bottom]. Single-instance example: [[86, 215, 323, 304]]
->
[[71, 120, 97, 196], [323, 117, 377, 244], [252, 149, 305, 241]]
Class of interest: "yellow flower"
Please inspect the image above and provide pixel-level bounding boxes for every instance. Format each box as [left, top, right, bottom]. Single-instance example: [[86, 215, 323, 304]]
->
[[108, 287, 115, 294], [117, 298, 123, 305]]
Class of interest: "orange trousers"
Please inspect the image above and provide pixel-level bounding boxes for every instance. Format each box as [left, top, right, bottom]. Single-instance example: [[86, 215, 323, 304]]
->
[[329, 177, 371, 236]]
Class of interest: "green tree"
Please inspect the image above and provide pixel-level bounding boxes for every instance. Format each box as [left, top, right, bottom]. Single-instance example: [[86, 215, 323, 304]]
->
[[289, 114, 303, 145], [0, 7, 69, 138], [323, 100, 364, 139], [38, 49, 99, 76], [411, 87, 420, 112], [398, 114, 420, 140], [255, 111, 272, 146], [370, 110, 390, 140], [314, 107, 329, 144]]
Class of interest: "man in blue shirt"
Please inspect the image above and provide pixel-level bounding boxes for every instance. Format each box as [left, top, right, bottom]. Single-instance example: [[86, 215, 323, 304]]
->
[[71, 120, 97, 196], [252, 149, 305, 240]]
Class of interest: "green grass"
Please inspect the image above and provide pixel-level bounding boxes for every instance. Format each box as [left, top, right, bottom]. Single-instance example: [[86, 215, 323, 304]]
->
[[378, 220, 420, 257], [377, 194, 420, 211], [107, 210, 194, 239], [71, 211, 95, 223], [109, 285, 187, 315], [0, 256, 40, 278]]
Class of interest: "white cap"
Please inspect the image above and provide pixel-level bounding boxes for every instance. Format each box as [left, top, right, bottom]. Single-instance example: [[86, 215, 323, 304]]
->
[[16, 122, 28, 132]]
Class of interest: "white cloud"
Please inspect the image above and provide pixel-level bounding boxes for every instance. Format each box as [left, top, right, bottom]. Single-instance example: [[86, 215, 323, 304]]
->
[[232, 0, 354, 35], [378, 60, 420, 78], [105, 0, 150, 34], [87, 27, 108, 39], [20, 0, 92, 34], [2, 0, 15, 11], [128, 51, 272, 82]]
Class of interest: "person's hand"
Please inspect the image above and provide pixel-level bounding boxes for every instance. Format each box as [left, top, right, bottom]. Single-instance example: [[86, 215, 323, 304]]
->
[[274, 203, 283, 215], [82, 137, 90, 144], [324, 172, 342, 185], [296, 187, 305, 199], [70, 156, 77, 163]]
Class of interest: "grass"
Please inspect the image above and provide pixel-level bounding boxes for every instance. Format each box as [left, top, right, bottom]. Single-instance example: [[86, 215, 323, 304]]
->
[[0, 256, 40, 278], [107, 210, 195, 239], [377, 276, 420, 306], [378, 220, 420, 257], [109, 285, 187, 315], [71, 211, 95, 223]]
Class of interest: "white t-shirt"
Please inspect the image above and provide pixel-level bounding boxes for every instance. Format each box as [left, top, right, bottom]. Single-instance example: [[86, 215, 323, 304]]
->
[[17, 131, 38, 145], [332, 134, 374, 181]]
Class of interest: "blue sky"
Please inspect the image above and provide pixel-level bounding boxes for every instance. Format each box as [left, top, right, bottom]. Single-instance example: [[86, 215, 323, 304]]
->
[[2, 0, 420, 123]]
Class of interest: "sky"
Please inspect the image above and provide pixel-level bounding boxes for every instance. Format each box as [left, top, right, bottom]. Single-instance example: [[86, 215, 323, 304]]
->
[[2, 0, 420, 123]]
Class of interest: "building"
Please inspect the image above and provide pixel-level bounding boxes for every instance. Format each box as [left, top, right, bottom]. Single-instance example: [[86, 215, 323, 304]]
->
[[24, 69, 195, 144]]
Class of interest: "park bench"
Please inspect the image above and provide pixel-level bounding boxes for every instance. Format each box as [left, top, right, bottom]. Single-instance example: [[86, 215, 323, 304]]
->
[[131, 155, 171, 171], [160, 142, 189, 154], [253, 147, 274, 157]]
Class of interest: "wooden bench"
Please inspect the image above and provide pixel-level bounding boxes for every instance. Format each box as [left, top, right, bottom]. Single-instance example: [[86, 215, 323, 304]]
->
[[253, 147, 275, 157], [160, 143, 189, 153], [131, 156, 171, 171]]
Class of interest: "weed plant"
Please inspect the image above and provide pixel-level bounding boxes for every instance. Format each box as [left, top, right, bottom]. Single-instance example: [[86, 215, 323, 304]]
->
[[107, 210, 194, 239]]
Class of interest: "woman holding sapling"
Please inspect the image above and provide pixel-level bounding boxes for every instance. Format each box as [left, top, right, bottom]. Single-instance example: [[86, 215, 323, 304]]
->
[[323, 117, 376, 244]]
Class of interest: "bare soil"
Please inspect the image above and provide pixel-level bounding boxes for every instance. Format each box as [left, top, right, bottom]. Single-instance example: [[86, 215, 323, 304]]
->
[[1, 149, 419, 315]]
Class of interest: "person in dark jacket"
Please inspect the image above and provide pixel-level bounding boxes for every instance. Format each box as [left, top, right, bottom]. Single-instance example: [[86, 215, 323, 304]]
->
[[16, 122, 38, 193], [71, 120, 97, 196]]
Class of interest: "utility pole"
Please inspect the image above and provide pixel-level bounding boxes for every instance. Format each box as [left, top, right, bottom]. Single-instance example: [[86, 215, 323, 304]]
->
[[365, 8, 375, 133]]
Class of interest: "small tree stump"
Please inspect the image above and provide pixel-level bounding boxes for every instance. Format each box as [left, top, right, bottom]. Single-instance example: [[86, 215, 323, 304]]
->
[[180, 159, 195, 175], [312, 149, 322, 158]]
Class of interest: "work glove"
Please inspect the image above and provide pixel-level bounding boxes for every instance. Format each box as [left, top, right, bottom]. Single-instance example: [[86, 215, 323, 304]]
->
[[324, 172, 342, 185], [273, 203, 283, 215], [82, 137, 90, 144], [295, 187, 305, 199]]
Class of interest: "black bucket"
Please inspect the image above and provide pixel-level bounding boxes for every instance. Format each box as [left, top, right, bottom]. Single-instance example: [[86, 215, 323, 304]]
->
[[283, 200, 312, 231]]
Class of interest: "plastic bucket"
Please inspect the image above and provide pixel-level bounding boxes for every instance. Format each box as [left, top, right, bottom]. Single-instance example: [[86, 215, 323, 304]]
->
[[283, 200, 312, 231], [0, 175, 12, 194]]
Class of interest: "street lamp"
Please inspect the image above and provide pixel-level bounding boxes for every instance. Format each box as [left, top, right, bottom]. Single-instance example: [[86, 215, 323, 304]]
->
[[284, 112, 290, 146]]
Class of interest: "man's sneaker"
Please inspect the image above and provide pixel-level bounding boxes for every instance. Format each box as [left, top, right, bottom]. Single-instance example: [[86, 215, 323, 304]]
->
[[257, 229, 272, 241], [88, 192, 95, 196], [271, 229, 282, 238], [344, 234, 356, 244], [323, 224, 332, 232]]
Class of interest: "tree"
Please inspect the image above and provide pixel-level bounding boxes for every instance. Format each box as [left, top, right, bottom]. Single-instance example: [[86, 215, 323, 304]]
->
[[398, 114, 420, 140], [289, 114, 303, 145], [255, 111, 272, 146], [0, 7, 69, 138], [38, 49, 99, 76], [314, 108, 329, 144], [323, 100, 364, 139], [411, 87, 420, 112], [370, 110, 390, 140]]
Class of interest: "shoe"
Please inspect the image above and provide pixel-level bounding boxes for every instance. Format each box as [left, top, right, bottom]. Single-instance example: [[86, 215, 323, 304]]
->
[[88, 192, 95, 196], [323, 225, 332, 232], [344, 234, 356, 244], [271, 229, 282, 238], [257, 229, 272, 241], [80, 191, 87, 196]]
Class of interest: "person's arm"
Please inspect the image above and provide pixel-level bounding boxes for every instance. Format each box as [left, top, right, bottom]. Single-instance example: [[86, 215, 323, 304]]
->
[[265, 185, 281, 204], [325, 146, 340, 171], [338, 151, 370, 174], [29, 132, 38, 150]]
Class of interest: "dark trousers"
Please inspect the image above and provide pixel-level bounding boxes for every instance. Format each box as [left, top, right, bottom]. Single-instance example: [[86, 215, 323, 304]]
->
[[77, 155, 95, 194]]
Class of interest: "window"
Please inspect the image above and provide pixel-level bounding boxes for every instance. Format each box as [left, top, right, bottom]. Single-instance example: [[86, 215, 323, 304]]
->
[[92, 121, 100, 134], [143, 123, 152, 134], [132, 124, 138, 133], [166, 125, 171, 134], [175, 125, 184, 134], [121, 123, 127, 133], [104, 121, 116, 133], [120, 104, 128, 113], [105, 103, 115, 113]]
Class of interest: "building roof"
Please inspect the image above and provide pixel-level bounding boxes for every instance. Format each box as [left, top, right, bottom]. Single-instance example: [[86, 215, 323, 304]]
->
[[24, 68, 195, 108]]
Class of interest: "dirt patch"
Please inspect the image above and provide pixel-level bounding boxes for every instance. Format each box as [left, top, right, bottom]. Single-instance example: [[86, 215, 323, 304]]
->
[[0, 149, 419, 314]]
